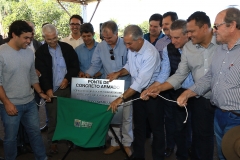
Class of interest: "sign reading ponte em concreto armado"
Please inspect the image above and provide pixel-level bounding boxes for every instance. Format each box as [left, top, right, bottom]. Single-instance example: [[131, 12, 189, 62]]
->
[[71, 78, 125, 124]]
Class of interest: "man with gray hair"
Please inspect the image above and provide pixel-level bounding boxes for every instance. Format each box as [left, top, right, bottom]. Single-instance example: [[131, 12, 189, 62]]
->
[[85, 21, 133, 156], [177, 8, 240, 160], [142, 20, 193, 160], [108, 25, 164, 160], [35, 24, 79, 155]]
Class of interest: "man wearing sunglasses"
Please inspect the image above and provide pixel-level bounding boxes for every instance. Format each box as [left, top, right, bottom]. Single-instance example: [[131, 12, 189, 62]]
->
[[176, 7, 240, 160], [61, 15, 84, 49], [85, 21, 133, 157], [142, 11, 219, 160]]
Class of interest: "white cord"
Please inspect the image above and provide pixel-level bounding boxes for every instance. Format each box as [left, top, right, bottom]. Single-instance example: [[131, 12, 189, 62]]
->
[[36, 96, 57, 107], [120, 93, 188, 124]]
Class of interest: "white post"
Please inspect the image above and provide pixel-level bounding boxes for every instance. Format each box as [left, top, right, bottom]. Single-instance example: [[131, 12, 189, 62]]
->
[[81, 5, 87, 23]]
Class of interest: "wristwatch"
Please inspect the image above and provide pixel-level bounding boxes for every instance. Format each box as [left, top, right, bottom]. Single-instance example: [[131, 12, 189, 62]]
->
[[119, 94, 125, 102]]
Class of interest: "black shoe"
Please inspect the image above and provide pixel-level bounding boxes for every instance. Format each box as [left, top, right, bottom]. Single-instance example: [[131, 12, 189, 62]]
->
[[164, 147, 173, 157], [0, 157, 4, 160], [40, 124, 48, 132]]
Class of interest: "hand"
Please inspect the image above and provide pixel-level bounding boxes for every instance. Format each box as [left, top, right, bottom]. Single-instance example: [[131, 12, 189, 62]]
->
[[78, 71, 85, 78], [107, 72, 120, 82], [107, 98, 123, 113], [60, 78, 68, 89], [46, 89, 54, 98], [4, 102, 18, 116], [93, 71, 102, 79], [85, 73, 91, 78], [140, 89, 150, 100], [39, 93, 51, 102], [36, 69, 41, 77], [177, 92, 189, 107], [146, 85, 162, 98]]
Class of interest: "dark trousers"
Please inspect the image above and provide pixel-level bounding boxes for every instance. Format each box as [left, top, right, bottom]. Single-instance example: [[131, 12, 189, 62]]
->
[[162, 88, 192, 160], [161, 91, 175, 149], [132, 92, 165, 160], [191, 97, 215, 160]]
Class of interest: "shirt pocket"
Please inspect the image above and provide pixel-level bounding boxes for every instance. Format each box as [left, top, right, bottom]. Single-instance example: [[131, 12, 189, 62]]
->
[[225, 63, 240, 85]]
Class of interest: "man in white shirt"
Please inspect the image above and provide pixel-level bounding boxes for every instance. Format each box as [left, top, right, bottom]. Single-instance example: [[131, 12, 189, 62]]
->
[[61, 15, 84, 49]]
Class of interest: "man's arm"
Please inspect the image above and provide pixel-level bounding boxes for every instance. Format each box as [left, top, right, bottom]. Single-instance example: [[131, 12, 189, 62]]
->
[[85, 45, 103, 77], [177, 89, 197, 106], [32, 83, 51, 101], [108, 87, 136, 113], [141, 47, 170, 99], [107, 68, 129, 82], [0, 86, 18, 115], [63, 43, 80, 82]]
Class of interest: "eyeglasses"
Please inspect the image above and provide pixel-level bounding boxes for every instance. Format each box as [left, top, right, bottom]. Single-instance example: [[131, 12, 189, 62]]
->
[[213, 22, 226, 30], [69, 23, 81, 26], [109, 49, 115, 60]]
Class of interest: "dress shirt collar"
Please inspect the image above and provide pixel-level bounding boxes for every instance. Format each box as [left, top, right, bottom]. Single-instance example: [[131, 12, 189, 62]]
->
[[48, 42, 60, 50], [136, 39, 148, 55], [107, 37, 121, 50], [83, 40, 98, 50], [222, 38, 240, 51], [67, 34, 82, 40], [195, 35, 217, 49]]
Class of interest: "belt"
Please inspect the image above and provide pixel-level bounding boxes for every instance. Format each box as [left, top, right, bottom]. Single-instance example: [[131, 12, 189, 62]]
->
[[221, 109, 240, 117]]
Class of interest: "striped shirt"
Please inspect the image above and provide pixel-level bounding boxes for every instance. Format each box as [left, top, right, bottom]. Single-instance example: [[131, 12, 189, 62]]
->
[[190, 39, 240, 110]]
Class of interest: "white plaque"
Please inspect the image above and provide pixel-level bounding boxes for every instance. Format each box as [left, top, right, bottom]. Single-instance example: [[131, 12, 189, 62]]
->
[[71, 78, 125, 124]]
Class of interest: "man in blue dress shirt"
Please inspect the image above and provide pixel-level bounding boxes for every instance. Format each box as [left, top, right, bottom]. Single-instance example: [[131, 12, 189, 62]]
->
[[85, 21, 133, 156], [75, 23, 102, 78], [108, 25, 164, 160], [142, 20, 194, 160]]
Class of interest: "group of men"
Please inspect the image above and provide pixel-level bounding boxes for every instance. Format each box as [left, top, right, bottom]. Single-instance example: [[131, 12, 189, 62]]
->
[[0, 7, 240, 160]]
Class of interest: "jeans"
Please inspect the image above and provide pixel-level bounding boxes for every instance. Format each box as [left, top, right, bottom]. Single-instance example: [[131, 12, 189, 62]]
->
[[214, 108, 240, 160], [0, 100, 47, 160]]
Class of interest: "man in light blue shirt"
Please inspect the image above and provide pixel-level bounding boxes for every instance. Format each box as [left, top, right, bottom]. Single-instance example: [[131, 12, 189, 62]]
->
[[85, 21, 133, 156], [152, 12, 178, 157], [75, 23, 102, 78], [108, 25, 164, 160]]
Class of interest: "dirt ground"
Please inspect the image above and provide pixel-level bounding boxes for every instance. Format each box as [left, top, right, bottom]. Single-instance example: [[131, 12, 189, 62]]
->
[[0, 105, 219, 160]]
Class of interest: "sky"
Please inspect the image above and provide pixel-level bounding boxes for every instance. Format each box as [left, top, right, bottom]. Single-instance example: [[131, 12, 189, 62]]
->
[[84, 0, 240, 33]]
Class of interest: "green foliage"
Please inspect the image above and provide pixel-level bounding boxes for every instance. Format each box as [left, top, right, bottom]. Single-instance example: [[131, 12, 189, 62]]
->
[[138, 20, 149, 34], [1, 0, 81, 41]]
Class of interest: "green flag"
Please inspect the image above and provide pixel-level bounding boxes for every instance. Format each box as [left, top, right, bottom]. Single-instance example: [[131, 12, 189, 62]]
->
[[52, 97, 114, 148]]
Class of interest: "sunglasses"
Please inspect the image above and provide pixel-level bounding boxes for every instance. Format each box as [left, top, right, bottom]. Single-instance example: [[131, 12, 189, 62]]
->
[[213, 22, 226, 30], [109, 49, 115, 60], [69, 23, 81, 26]]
